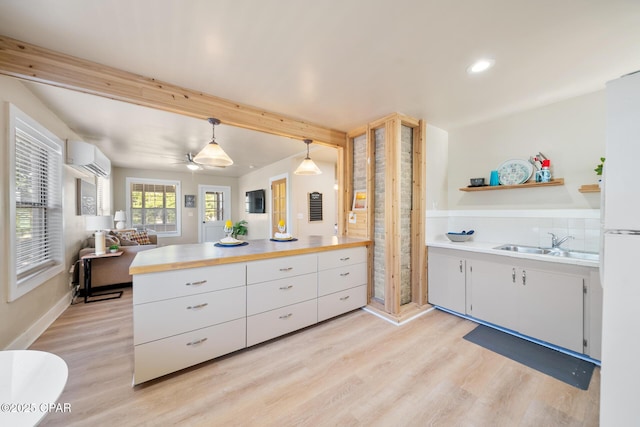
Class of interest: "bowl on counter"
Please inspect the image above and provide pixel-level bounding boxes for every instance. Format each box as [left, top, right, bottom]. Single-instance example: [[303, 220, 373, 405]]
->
[[446, 230, 474, 242]]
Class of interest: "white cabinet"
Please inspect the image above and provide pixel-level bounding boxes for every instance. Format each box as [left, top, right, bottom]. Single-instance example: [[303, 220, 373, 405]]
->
[[133, 263, 247, 385], [247, 299, 318, 346], [469, 257, 584, 353], [317, 247, 367, 322], [246, 258, 318, 346], [134, 319, 246, 385], [427, 247, 467, 314], [133, 244, 370, 384], [467, 258, 518, 330], [246, 254, 317, 285], [428, 247, 601, 358]]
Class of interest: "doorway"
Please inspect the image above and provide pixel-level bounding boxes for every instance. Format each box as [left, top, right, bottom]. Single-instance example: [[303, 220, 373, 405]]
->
[[270, 175, 288, 236], [198, 185, 231, 242]]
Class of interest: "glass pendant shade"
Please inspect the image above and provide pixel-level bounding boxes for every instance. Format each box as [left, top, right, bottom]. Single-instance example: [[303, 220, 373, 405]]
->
[[194, 118, 233, 167], [194, 142, 233, 166], [294, 139, 322, 175], [295, 157, 322, 175]]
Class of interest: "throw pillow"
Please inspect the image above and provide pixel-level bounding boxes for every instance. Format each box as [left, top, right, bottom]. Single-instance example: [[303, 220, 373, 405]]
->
[[126, 230, 152, 245]]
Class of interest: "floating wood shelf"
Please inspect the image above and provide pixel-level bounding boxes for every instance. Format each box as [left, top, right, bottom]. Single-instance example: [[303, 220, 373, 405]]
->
[[578, 184, 601, 193], [459, 178, 565, 192]]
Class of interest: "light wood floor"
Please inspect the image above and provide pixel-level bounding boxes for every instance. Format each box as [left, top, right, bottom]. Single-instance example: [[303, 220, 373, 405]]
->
[[30, 288, 600, 426]]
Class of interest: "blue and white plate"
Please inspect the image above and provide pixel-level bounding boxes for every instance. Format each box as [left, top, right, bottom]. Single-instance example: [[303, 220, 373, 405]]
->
[[497, 159, 533, 185]]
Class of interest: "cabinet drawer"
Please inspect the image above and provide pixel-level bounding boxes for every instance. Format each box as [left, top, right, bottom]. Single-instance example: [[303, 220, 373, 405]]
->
[[247, 273, 317, 316], [246, 254, 317, 285], [133, 263, 246, 304], [318, 263, 367, 296], [247, 299, 317, 347], [133, 318, 246, 385], [134, 286, 246, 345], [318, 247, 367, 271], [318, 285, 367, 322]]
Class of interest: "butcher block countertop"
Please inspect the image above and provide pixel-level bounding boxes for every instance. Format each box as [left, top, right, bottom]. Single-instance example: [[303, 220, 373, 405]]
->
[[129, 236, 371, 275]]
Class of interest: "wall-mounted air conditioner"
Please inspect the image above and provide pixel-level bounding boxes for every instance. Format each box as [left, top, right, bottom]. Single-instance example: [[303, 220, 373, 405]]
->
[[66, 140, 111, 177]]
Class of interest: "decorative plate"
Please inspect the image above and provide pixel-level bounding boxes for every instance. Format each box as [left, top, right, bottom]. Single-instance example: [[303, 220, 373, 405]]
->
[[270, 237, 298, 242], [216, 239, 243, 246], [497, 159, 533, 185]]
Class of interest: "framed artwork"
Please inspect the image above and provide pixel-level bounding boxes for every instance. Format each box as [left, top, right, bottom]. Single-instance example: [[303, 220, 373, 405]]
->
[[352, 189, 367, 210], [184, 194, 196, 208], [76, 178, 97, 216]]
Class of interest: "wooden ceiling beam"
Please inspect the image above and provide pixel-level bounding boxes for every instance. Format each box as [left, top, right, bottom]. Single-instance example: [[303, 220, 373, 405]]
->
[[0, 35, 346, 148]]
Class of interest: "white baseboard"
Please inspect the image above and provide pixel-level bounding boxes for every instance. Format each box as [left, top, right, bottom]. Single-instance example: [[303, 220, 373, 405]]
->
[[5, 291, 72, 350]]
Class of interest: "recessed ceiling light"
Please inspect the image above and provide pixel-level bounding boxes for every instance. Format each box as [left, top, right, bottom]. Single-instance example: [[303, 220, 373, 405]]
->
[[467, 58, 495, 74]]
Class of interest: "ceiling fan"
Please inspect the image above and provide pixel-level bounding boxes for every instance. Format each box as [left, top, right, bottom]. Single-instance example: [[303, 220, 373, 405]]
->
[[184, 152, 202, 171], [175, 152, 226, 171]]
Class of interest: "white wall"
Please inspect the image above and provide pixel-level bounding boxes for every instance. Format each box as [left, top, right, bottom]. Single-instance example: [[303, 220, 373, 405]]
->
[[111, 167, 238, 245], [0, 76, 89, 349], [238, 156, 338, 239], [447, 90, 605, 210], [426, 124, 449, 211], [291, 159, 337, 238]]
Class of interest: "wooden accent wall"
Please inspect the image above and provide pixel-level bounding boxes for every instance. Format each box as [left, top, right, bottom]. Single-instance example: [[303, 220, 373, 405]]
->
[[347, 114, 426, 318]]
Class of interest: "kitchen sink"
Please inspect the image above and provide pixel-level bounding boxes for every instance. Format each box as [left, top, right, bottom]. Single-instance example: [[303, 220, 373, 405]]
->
[[494, 244, 599, 261], [494, 244, 553, 255], [546, 249, 600, 261]]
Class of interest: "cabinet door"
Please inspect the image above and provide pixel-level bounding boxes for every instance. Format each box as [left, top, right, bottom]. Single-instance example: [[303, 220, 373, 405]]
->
[[427, 250, 466, 314], [517, 268, 584, 353], [468, 258, 518, 330]]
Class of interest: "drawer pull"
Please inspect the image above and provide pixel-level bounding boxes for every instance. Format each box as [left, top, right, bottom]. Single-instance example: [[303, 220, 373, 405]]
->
[[340, 295, 350, 301], [340, 272, 350, 277], [340, 257, 351, 261], [279, 313, 293, 319], [187, 303, 209, 310], [279, 267, 293, 272], [186, 337, 208, 346], [185, 280, 207, 286], [279, 285, 293, 290]]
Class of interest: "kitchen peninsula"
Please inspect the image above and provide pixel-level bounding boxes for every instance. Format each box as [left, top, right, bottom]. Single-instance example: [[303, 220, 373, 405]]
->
[[129, 236, 370, 385]]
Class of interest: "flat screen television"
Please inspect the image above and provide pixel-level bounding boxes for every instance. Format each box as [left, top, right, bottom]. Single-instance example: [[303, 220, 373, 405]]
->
[[245, 189, 265, 213]]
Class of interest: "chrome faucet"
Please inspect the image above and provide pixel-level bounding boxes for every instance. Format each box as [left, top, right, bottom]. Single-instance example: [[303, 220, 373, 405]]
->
[[549, 232, 574, 249]]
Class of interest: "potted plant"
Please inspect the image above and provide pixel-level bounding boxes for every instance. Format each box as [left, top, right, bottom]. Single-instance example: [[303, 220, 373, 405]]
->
[[594, 157, 605, 176], [595, 157, 605, 188], [109, 244, 119, 253], [231, 220, 248, 240]]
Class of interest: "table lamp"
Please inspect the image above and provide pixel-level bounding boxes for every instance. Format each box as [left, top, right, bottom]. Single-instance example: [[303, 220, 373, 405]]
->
[[86, 215, 113, 255], [114, 210, 126, 230]]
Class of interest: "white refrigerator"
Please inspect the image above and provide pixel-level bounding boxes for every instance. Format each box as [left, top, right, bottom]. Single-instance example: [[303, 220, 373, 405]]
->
[[600, 70, 640, 426]]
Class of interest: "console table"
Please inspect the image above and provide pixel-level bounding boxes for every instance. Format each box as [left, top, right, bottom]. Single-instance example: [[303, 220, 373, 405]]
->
[[80, 251, 124, 303]]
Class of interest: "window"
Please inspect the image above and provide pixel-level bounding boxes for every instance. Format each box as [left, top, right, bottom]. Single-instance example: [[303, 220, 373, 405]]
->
[[126, 178, 181, 237], [204, 191, 225, 221], [8, 104, 64, 301]]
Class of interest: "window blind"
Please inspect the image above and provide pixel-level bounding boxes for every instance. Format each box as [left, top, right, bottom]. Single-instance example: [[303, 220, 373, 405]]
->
[[13, 112, 63, 284]]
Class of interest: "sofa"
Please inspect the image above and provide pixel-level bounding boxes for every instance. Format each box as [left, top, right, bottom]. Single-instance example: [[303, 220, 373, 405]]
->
[[78, 229, 158, 290]]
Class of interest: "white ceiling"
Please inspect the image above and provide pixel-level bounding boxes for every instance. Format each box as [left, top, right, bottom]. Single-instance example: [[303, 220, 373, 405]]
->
[[1, 0, 639, 176]]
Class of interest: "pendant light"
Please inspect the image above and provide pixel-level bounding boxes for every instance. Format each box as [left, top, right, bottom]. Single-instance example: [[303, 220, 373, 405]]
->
[[294, 139, 322, 175], [193, 118, 233, 167]]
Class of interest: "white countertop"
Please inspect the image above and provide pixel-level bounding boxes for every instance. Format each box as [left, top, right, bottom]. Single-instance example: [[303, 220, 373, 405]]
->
[[427, 239, 599, 268]]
